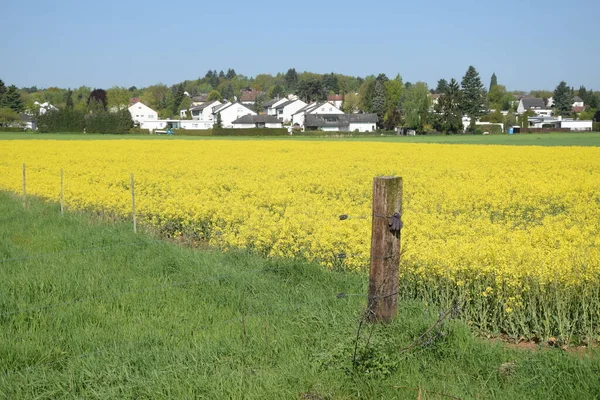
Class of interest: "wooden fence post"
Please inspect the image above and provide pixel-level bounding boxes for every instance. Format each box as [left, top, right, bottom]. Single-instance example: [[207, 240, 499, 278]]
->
[[60, 168, 64, 216], [22, 163, 27, 208], [130, 173, 137, 233], [367, 176, 403, 323]]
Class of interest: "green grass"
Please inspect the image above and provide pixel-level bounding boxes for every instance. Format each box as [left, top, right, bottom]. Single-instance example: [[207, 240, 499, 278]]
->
[[1, 192, 599, 399], [2, 131, 600, 146]]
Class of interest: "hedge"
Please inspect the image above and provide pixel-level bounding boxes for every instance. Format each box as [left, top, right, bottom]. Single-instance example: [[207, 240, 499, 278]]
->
[[212, 127, 288, 136], [475, 124, 503, 135], [0, 127, 27, 132], [172, 129, 213, 136], [37, 109, 133, 134], [594, 122, 600, 132]]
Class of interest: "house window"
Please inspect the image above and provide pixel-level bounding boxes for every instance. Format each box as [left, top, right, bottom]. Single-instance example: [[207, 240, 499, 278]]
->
[[329, 108, 332, 111]]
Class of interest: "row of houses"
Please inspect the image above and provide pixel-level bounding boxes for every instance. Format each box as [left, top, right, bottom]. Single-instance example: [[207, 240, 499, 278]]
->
[[515, 96, 593, 131], [131, 96, 378, 133]]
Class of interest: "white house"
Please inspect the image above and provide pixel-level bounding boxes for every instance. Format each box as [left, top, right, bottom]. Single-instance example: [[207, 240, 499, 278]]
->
[[140, 119, 213, 131], [291, 102, 345, 128], [128, 101, 158, 125], [266, 98, 289, 116], [273, 99, 307, 123], [214, 103, 256, 128], [304, 113, 378, 132], [327, 94, 343, 109], [527, 116, 592, 131], [517, 98, 548, 114], [190, 100, 222, 121], [231, 115, 283, 129], [32, 101, 58, 115]]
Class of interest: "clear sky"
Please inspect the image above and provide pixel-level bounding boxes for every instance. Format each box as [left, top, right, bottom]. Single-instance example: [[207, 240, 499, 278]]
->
[[1, 0, 599, 91]]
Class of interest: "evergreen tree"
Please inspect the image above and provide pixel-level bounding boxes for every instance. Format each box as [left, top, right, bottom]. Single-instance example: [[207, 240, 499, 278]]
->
[[65, 88, 74, 109], [553, 81, 571, 116], [460, 66, 487, 129], [577, 85, 588, 103], [269, 84, 285, 99], [214, 112, 222, 129], [489, 73, 498, 91], [371, 80, 386, 125], [226, 68, 237, 80], [3, 85, 24, 112], [0, 79, 6, 106], [284, 68, 298, 91], [170, 84, 185, 115], [222, 84, 234, 101], [435, 79, 448, 94], [219, 70, 225, 79], [435, 78, 462, 134]]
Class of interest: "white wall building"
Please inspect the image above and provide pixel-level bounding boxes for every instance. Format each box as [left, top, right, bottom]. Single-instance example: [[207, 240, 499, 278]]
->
[[128, 101, 158, 125], [214, 103, 256, 128], [266, 98, 289, 116], [231, 115, 283, 129], [190, 100, 222, 121], [273, 99, 307, 123]]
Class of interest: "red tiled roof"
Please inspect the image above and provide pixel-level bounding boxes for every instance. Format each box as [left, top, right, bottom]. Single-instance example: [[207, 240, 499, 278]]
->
[[572, 106, 587, 113], [327, 94, 343, 101], [240, 89, 262, 102]]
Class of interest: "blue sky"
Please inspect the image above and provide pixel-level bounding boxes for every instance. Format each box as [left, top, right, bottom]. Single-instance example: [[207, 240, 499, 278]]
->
[[1, 0, 599, 91]]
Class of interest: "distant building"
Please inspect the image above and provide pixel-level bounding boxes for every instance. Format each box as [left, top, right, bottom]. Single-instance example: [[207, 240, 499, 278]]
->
[[128, 101, 158, 125], [327, 94, 343, 109], [231, 115, 283, 129]]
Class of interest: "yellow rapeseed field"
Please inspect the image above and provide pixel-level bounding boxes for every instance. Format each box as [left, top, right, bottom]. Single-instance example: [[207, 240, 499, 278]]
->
[[1, 139, 599, 341]]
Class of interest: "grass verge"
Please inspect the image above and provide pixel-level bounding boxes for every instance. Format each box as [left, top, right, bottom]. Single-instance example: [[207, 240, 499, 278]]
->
[[1, 131, 600, 146], [1, 192, 599, 399]]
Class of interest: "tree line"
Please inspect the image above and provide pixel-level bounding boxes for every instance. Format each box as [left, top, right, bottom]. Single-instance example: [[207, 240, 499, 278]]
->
[[3, 67, 600, 133]]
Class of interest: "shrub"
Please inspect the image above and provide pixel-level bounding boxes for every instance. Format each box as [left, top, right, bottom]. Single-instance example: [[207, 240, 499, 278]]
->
[[0, 127, 27, 132]]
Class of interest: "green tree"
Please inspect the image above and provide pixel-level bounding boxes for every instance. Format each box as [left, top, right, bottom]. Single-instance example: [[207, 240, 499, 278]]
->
[[284, 68, 298, 92], [401, 82, 430, 132], [268, 84, 285, 99], [214, 112, 222, 128], [2, 85, 24, 112], [358, 76, 376, 112], [488, 84, 508, 110], [0, 80, 6, 105], [64, 89, 74, 110], [106, 86, 131, 111], [170, 84, 185, 115], [207, 90, 222, 102], [435, 79, 448, 94], [383, 75, 404, 130], [87, 88, 108, 111], [460, 66, 487, 130], [371, 80, 386, 125], [435, 78, 462, 134], [226, 68, 237, 80], [254, 93, 267, 113], [221, 84, 235, 101], [296, 78, 324, 102], [0, 107, 19, 126], [342, 92, 360, 113], [553, 81, 571, 116], [322, 73, 339, 94], [489, 73, 498, 92], [504, 111, 517, 129]]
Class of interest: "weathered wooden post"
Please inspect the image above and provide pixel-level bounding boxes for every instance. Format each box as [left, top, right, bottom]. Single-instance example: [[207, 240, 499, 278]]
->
[[130, 173, 137, 233], [22, 163, 27, 208], [367, 176, 403, 323], [60, 168, 64, 216]]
